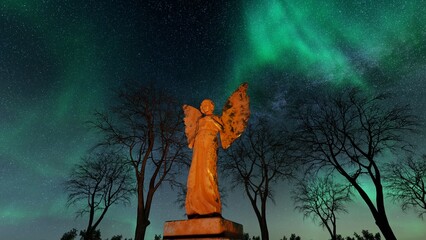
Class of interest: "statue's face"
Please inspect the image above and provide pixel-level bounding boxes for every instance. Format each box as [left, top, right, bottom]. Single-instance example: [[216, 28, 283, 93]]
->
[[200, 99, 214, 115]]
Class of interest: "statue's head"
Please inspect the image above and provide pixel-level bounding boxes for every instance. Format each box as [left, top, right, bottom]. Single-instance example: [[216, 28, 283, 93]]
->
[[200, 99, 214, 115]]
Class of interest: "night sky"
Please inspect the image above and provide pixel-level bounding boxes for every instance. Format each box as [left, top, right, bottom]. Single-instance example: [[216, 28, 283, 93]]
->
[[1, 1, 426, 240]]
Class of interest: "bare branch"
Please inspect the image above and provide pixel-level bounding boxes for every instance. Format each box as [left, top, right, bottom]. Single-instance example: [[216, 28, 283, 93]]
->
[[64, 151, 134, 236], [290, 86, 418, 240], [222, 116, 295, 240], [88, 83, 188, 239], [384, 155, 426, 218], [292, 176, 352, 240]]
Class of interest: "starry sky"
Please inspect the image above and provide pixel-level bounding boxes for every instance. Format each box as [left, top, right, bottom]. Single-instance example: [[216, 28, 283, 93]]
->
[[1, 0, 426, 240]]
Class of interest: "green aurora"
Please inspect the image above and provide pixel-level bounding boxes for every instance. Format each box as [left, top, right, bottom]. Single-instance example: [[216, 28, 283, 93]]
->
[[229, 0, 426, 89]]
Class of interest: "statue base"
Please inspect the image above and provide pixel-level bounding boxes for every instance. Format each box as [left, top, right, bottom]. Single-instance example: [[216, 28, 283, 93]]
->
[[163, 217, 243, 240]]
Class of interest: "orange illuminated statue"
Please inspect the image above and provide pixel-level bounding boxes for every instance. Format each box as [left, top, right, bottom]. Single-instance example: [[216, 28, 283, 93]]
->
[[183, 83, 250, 219]]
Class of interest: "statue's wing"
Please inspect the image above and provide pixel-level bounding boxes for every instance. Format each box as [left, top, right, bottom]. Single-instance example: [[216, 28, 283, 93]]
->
[[183, 104, 202, 149], [220, 83, 250, 149]]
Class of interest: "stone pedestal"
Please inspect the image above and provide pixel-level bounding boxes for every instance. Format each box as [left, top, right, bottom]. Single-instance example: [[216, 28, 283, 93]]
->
[[163, 217, 243, 240]]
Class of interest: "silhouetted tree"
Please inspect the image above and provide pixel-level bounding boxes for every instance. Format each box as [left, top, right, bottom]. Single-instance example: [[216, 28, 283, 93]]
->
[[280, 233, 302, 240], [60, 228, 77, 240], [289, 234, 301, 240], [384, 155, 426, 218], [153, 234, 162, 240], [336, 230, 381, 240], [243, 233, 261, 240], [292, 176, 352, 240], [80, 229, 101, 240], [223, 117, 294, 240], [353, 230, 381, 240], [65, 151, 133, 240], [90, 84, 187, 240], [243, 233, 250, 240], [336, 235, 349, 240], [291, 88, 417, 240], [110, 235, 123, 240]]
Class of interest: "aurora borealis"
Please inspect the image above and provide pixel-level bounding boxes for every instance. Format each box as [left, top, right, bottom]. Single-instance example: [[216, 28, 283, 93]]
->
[[1, 1, 426, 240]]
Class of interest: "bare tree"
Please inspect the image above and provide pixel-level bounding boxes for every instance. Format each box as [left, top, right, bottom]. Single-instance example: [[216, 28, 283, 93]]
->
[[223, 117, 293, 240], [292, 176, 352, 240], [60, 228, 77, 240], [337, 230, 381, 240], [291, 88, 418, 240], [353, 230, 381, 240], [65, 151, 134, 240], [280, 233, 301, 240], [384, 155, 426, 218], [90, 84, 187, 240]]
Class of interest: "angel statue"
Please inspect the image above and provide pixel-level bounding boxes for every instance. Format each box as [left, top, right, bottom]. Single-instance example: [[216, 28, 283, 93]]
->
[[183, 83, 250, 219]]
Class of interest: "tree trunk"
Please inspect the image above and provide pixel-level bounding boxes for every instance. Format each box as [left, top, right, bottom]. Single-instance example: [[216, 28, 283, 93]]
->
[[375, 214, 397, 240], [83, 228, 92, 240], [135, 177, 150, 240], [247, 192, 269, 240], [375, 178, 397, 240], [259, 215, 269, 240], [332, 215, 337, 240], [259, 196, 269, 240], [84, 204, 95, 240], [356, 186, 397, 240], [340, 170, 397, 240], [134, 211, 150, 240]]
